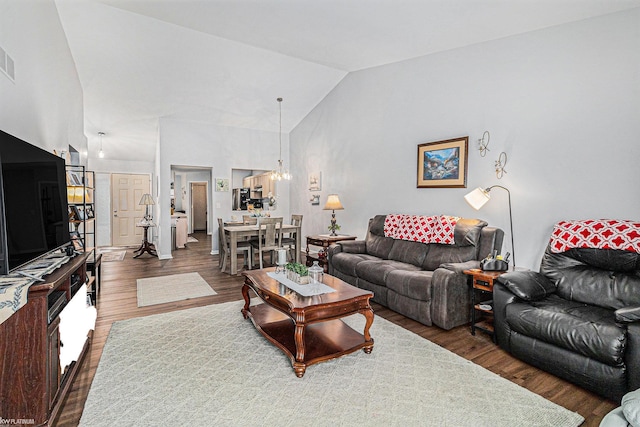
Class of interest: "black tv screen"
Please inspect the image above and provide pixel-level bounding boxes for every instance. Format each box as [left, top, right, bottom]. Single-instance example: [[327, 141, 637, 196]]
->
[[0, 130, 71, 274]]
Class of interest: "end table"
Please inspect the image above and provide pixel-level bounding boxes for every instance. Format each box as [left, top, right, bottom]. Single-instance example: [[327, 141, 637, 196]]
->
[[463, 268, 506, 342], [134, 221, 158, 258], [306, 234, 357, 272]]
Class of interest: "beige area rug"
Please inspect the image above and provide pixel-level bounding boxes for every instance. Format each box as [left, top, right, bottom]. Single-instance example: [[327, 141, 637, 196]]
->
[[99, 250, 126, 262], [187, 236, 198, 243], [136, 273, 217, 307], [80, 301, 584, 427]]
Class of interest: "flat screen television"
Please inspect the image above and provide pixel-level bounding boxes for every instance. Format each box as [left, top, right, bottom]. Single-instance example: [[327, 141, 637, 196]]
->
[[0, 129, 71, 275]]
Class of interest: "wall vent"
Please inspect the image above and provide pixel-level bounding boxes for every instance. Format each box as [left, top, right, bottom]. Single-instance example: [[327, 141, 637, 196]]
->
[[0, 46, 15, 82]]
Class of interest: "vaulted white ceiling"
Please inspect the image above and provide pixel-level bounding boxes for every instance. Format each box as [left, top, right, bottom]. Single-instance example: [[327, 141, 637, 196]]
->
[[54, 0, 640, 162]]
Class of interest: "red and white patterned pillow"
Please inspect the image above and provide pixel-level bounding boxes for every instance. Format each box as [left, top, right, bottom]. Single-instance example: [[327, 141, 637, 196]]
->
[[549, 219, 640, 253]]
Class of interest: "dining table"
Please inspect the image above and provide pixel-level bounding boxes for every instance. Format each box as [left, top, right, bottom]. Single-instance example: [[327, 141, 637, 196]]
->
[[223, 223, 301, 275]]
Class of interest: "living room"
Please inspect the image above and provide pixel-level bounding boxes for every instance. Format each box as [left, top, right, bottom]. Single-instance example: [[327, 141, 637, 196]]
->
[[1, 1, 639, 426]]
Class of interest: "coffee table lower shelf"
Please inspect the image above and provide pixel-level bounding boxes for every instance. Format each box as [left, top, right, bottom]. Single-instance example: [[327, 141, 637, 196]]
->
[[244, 303, 371, 377]]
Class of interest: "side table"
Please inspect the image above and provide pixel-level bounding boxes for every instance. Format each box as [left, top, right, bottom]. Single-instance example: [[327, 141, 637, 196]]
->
[[463, 268, 506, 342], [305, 234, 357, 272], [134, 222, 158, 258]]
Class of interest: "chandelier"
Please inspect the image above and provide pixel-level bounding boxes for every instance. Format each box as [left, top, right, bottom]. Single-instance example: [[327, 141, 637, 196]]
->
[[270, 97, 291, 181]]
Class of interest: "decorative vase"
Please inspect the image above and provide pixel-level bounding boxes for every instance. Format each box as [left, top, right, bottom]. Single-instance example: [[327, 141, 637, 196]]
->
[[309, 261, 323, 285]]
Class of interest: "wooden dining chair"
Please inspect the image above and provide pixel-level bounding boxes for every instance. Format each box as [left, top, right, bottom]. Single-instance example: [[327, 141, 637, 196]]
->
[[242, 215, 258, 225], [249, 217, 283, 269], [218, 218, 253, 273], [281, 214, 303, 262]]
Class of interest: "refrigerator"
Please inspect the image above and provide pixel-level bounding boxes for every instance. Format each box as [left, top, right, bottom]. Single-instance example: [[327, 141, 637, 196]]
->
[[232, 188, 250, 211]]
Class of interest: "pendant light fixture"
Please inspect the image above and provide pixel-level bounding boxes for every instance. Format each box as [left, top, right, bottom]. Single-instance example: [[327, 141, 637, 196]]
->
[[98, 132, 105, 158], [270, 97, 291, 181]]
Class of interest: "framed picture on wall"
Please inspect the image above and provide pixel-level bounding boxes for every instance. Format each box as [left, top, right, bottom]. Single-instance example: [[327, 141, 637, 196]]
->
[[417, 136, 468, 188], [215, 178, 229, 192], [308, 172, 322, 191]]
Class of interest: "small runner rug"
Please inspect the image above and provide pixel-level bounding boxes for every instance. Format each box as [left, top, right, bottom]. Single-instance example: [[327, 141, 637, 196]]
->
[[100, 250, 126, 262], [136, 272, 217, 307], [80, 301, 584, 427]]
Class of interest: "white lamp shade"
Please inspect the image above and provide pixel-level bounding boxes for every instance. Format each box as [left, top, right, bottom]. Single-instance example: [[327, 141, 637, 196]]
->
[[464, 187, 490, 210], [323, 194, 344, 210], [139, 193, 155, 206]]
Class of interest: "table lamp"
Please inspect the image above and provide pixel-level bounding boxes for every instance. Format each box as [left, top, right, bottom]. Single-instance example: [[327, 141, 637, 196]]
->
[[323, 194, 344, 237], [139, 193, 155, 222]]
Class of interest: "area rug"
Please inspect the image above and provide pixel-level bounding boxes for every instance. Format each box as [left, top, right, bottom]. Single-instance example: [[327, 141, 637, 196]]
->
[[136, 272, 217, 307], [100, 250, 126, 262], [79, 301, 584, 427], [187, 236, 198, 243]]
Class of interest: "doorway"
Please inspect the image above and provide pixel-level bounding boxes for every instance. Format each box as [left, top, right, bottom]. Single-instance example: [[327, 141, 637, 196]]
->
[[191, 182, 208, 232], [111, 173, 151, 246]]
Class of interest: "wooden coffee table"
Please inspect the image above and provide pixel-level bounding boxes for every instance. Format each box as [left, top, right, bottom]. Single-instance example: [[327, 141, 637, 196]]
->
[[241, 268, 374, 377]]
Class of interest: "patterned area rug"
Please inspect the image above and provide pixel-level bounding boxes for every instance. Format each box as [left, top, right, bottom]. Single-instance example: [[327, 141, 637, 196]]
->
[[136, 272, 217, 307], [100, 250, 126, 262], [80, 301, 584, 427]]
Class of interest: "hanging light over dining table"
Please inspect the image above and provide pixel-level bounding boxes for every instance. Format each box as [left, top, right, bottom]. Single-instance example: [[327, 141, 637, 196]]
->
[[270, 97, 291, 181]]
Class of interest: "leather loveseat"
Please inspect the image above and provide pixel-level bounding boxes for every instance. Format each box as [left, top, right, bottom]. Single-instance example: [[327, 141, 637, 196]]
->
[[493, 220, 640, 402], [327, 214, 504, 330]]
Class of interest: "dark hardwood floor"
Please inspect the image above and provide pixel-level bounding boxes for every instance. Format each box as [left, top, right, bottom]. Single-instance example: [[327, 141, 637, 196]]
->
[[54, 232, 615, 426]]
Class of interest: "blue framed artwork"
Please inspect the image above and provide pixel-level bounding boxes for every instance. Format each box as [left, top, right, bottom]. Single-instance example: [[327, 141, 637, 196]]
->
[[417, 136, 468, 188]]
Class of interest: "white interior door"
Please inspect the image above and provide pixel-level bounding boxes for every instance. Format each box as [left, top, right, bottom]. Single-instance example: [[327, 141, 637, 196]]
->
[[111, 173, 151, 246]]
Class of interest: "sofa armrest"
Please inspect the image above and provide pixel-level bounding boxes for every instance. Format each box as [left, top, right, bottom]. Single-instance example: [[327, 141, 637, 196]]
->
[[493, 282, 522, 351], [430, 267, 471, 330], [615, 306, 640, 324], [439, 260, 481, 273], [496, 271, 556, 301], [334, 240, 367, 254]]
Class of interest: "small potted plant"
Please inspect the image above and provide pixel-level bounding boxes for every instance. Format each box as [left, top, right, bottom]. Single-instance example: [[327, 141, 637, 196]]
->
[[328, 223, 341, 234], [285, 262, 309, 284]]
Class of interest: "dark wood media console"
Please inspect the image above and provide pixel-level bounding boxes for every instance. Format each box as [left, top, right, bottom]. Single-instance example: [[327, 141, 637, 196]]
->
[[0, 253, 91, 426]]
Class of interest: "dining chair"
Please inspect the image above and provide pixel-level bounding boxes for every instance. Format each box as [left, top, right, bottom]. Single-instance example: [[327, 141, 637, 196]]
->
[[218, 218, 253, 273], [250, 217, 283, 269], [281, 214, 303, 262], [242, 215, 258, 225]]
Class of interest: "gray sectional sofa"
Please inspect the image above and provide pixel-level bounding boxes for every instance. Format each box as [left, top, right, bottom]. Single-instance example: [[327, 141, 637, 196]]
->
[[327, 215, 504, 330]]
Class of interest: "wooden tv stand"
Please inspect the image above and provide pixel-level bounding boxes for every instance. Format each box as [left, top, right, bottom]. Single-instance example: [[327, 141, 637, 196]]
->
[[0, 253, 92, 426]]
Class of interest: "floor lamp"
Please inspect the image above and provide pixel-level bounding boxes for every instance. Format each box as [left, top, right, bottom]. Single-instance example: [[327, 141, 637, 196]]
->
[[464, 185, 515, 267]]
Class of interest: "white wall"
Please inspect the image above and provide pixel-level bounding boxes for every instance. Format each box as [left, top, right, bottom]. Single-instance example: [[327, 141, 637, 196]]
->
[[290, 9, 640, 270], [0, 0, 85, 155], [157, 118, 291, 258]]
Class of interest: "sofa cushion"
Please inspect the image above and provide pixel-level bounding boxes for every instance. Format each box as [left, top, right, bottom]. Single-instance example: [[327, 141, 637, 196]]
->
[[355, 260, 421, 287], [454, 218, 488, 246], [498, 271, 556, 301], [542, 247, 640, 310], [388, 239, 429, 267], [366, 215, 394, 259], [386, 270, 434, 301], [422, 245, 477, 271], [330, 252, 380, 277], [505, 294, 626, 366]]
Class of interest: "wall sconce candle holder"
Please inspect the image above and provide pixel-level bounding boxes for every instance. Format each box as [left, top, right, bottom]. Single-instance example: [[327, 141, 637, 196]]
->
[[495, 151, 508, 179], [478, 131, 490, 157]]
